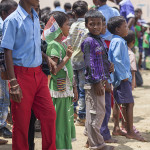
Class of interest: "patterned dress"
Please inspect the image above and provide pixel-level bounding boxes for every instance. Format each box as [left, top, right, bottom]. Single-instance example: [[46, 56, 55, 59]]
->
[[46, 40, 76, 150]]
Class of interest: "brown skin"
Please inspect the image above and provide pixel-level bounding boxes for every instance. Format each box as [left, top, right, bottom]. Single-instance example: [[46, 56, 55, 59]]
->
[[51, 19, 78, 102], [0, 139, 8, 145], [113, 26, 146, 141], [86, 17, 105, 96], [5, 0, 43, 103]]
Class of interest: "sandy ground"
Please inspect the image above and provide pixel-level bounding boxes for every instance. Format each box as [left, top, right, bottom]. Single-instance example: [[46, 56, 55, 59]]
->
[[0, 70, 150, 150]]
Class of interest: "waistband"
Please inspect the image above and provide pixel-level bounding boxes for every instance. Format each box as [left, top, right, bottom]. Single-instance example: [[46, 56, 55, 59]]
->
[[14, 65, 42, 73]]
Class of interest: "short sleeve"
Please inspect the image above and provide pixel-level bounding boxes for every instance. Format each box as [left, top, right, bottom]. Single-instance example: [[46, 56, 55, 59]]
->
[[46, 42, 60, 58], [1, 19, 16, 50], [125, 5, 135, 19]]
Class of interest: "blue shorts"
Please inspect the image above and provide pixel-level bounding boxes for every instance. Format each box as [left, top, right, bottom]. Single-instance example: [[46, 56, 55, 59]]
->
[[113, 81, 134, 104]]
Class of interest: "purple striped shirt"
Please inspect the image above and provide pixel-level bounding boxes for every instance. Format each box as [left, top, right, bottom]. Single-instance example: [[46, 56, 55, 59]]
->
[[81, 34, 110, 84]]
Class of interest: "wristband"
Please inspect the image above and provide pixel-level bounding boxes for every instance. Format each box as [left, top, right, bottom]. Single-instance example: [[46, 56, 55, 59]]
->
[[10, 84, 19, 89], [9, 78, 17, 83]]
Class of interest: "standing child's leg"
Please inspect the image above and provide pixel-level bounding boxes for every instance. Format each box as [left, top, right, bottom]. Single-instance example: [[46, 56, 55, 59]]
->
[[125, 103, 145, 141]]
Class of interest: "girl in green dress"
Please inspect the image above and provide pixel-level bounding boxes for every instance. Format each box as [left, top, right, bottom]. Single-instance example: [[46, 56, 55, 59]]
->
[[44, 12, 78, 150]]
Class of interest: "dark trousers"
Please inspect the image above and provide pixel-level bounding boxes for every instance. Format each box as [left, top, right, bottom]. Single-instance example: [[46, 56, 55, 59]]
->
[[28, 111, 36, 150], [100, 92, 111, 141]]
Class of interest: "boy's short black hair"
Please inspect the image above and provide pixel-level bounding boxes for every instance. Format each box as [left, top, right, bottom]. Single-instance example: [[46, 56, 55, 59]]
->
[[99, 0, 107, 2], [124, 30, 135, 44], [107, 16, 126, 34], [64, 3, 71, 10], [85, 9, 104, 25], [50, 11, 69, 27], [72, 1, 88, 17], [54, 1, 60, 8], [0, 0, 17, 16]]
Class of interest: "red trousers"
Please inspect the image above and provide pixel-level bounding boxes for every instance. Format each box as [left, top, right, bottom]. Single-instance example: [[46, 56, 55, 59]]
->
[[11, 66, 56, 150]]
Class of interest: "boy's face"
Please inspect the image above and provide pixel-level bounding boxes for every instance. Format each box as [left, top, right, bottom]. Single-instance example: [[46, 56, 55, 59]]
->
[[93, 0, 99, 6], [116, 21, 128, 37], [101, 21, 106, 35], [86, 17, 102, 36]]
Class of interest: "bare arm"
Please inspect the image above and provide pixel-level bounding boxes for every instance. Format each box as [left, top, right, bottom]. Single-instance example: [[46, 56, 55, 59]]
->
[[131, 71, 136, 90], [128, 17, 135, 29], [5, 49, 22, 103], [51, 45, 73, 75]]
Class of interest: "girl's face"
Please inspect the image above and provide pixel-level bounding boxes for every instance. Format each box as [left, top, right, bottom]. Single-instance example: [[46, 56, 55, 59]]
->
[[61, 19, 70, 37], [101, 21, 106, 35], [86, 17, 102, 36]]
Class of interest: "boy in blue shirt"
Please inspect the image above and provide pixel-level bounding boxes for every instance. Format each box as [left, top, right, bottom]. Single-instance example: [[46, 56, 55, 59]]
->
[[1, 0, 56, 149], [108, 16, 145, 141]]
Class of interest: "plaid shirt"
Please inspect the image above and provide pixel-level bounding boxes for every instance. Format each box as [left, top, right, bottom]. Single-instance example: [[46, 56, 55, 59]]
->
[[81, 33, 110, 84]]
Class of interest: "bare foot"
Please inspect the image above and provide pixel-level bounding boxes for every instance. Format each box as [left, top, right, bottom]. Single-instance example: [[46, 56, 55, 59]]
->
[[100, 145, 114, 150], [112, 129, 126, 136], [105, 138, 117, 143], [84, 140, 89, 148], [126, 132, 146, 142], [0, 139, 8, 145]]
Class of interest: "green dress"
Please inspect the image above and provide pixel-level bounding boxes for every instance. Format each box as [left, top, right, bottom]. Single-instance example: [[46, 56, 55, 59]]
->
[[46, 40, 76, 150]]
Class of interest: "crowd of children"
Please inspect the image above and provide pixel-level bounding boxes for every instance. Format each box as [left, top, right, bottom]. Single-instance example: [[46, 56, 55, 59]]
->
[[0, 0, 148, 149]]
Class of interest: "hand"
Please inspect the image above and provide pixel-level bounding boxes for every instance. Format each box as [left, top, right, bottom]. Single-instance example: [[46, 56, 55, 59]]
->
[[94, 81, 104, 96], [66, 45, 73, 58], [105, 81, 111, 93], [46, 56, 57, 75], [123, 78, 128, 81], [10, 85, 22, 103], [73, 86, 78, 102], [109, 63, 114, 73]]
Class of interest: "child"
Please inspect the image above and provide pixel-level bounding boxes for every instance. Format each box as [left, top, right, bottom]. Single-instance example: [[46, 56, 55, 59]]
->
[[100, 16, 117, 144], [1, 0, 56, 149], [120, 30, 137, 133], [82, 9, 114, 150], [68, 0, 88, 125], [143, 24, 150, 70], [45, 12, 78, 150], [108, 16, 145, 141]]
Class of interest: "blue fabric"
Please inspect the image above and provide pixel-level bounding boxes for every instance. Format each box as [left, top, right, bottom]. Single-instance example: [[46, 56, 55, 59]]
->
[[98, 5, 120, 41], [100, 92, 111, 141], [113, 80, 134, 104], [53, 6, 65, 13], [0, 17, 3, 53], [0, 76, 9, 129], [119, 0, 135, 30], [74, 68, 86, 119], [108, 35, 132, 88], [1, 5, 42, 67]]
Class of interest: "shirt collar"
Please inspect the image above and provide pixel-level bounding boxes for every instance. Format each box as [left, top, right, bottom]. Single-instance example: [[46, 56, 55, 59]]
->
[[119, 0, 128, 6], [113, 35, 126, 44], [17, 5, 39, 20], [77, 18, 85, 21]]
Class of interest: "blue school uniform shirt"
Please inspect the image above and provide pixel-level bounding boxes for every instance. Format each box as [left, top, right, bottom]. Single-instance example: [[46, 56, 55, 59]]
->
[[98, 5, 120, 41], [0, 17, 3, 53], [119, 0, 135, 30], [108, 35, 132, 88], [53, 6, 65, 13], [1, 5, 42, 67]]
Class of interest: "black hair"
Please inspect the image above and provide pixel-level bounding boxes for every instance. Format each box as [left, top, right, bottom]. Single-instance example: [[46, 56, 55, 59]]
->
[[102, 15, 106, 22], [54, 1, 60, 8], [49, 11, 69, 27], [0, 0, 17, 16], [107, 16, 126, 34], [99, 0, 107, 2], [135, 8, 142, 13], [72, 1, 88, 17], [85, 9, 104, 25], [124, 30, 135, 44], [64, 3, 71, 10]]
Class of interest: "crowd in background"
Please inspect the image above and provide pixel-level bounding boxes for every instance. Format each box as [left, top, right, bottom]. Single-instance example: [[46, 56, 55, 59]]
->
[[0, 0, 149, 150]]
